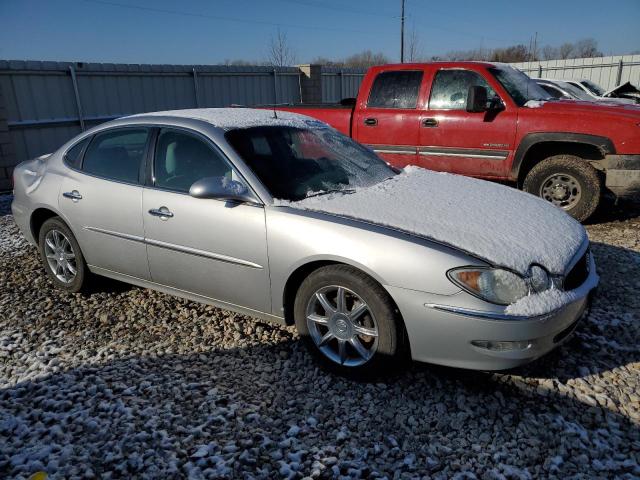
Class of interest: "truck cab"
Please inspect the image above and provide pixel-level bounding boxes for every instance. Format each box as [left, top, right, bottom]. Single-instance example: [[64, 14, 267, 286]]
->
[[279, 62, 640, 221]]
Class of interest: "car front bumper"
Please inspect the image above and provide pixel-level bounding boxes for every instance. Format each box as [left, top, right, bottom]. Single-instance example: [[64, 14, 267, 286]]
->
[[386, 260, 598, 371], [603, 154, 640, 198]]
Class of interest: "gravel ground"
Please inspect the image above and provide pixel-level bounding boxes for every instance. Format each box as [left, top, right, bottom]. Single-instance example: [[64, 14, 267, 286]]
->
[[1, 194, 639, 479]]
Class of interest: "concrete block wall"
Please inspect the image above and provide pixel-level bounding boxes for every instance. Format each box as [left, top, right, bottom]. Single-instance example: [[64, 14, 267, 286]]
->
[[299, 64, 323, 104]]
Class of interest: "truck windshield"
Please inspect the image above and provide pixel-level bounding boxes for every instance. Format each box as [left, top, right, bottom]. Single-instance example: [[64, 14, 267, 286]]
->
[[489, 66, 552, 106], [226, 125, 396, 201]]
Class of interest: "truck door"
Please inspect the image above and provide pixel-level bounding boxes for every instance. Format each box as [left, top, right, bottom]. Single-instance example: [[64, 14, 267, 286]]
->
[[353, 69, 424, 168], [418, 68, 516, 178]]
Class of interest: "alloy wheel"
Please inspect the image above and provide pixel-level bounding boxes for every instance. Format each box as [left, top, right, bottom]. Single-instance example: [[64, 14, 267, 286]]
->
[[306, 285, 379, 367], [44, 229, 77, 283]]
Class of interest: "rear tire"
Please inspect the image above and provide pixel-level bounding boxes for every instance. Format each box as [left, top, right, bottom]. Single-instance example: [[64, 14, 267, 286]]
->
[[38, 217, 89, 293], [523, 155, 602, 222], [293, 265, 409, 378]]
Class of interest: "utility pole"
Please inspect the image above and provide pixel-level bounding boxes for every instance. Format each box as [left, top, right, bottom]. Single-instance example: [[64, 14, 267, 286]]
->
[[400, 0, 405, 63]]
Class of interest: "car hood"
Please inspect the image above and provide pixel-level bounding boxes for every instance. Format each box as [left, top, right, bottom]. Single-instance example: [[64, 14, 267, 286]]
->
[[604, 81, 640, 98], [277, 166, 587, 275]]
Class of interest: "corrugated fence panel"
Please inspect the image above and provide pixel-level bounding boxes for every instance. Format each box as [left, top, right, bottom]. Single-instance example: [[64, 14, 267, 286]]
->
[[0, 61, 303, 175], [511, 55, 640, 91], [321, 67, 366, 103]]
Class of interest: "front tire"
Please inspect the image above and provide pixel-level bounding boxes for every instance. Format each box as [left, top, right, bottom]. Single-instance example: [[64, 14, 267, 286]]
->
[[293, 265, 409, 378], [523, 155, 602, 222], [38, 217, 89, 293]]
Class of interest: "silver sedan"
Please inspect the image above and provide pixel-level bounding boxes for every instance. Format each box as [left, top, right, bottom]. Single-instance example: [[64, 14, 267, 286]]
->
[[11, 108, 598, 376]]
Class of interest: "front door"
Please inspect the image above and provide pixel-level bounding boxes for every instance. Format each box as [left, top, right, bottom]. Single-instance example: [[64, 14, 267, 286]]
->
[[418, 68, 517, 178], [58, 127, 150, 280], [353, 69, 424, 168], [142, 127, 271, 313]]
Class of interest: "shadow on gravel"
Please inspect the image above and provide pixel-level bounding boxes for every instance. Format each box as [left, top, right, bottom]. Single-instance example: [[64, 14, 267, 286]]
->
[[586, 196, 640, 225], [1, 338, 639, 478]]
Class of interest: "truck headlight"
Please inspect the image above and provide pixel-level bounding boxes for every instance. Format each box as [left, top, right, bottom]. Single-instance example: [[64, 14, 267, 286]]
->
[[448, 267, 530, 305]]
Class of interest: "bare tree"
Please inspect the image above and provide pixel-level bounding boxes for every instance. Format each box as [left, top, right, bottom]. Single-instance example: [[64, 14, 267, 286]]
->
[[267, 28, 297, 67], [406, 28, 422, 62], [542, 45, 558, 60], [558, 42, 575, 59], [573, 38, 602, 58]]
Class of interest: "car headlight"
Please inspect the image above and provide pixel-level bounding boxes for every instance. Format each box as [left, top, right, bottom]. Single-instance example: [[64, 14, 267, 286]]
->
[[448, 267, 530, 305], [528, 264, 551, 293]]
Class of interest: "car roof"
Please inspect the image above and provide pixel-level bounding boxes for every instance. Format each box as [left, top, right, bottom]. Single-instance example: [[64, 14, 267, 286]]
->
[[125, 107, 320, 131]]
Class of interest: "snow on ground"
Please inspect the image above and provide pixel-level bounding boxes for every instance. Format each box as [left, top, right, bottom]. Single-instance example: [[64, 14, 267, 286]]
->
[[1, 195, 639, 479], [278, 166, 586, 276]]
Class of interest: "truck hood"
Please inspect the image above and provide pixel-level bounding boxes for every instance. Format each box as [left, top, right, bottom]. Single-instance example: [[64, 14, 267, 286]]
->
[[604, 81, 640, 99], [278, 167, 586, 276]]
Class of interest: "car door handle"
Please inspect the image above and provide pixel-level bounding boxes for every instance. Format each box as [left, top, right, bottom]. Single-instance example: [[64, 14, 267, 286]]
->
[[363, 117, 378, 126], [62, 190, 82, 201], [422, 118, 438, 128], [148, 207, 174, 219]]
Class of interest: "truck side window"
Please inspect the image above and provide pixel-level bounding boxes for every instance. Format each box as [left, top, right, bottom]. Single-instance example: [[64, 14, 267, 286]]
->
[[429, 70, 498, 110], [367, 71, 423, 109]]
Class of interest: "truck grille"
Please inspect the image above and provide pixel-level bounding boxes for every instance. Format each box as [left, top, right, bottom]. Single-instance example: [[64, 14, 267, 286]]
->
[[564, 250, 590, 291]]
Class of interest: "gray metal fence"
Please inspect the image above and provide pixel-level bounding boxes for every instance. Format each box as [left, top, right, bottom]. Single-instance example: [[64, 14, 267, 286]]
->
[[321, 67, 366, 103], [0, 60, 302, 186], [511, 55, 640, 91]]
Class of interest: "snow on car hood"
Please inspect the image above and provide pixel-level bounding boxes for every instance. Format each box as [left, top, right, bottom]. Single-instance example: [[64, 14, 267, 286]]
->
[[279, 166, 586, 275]]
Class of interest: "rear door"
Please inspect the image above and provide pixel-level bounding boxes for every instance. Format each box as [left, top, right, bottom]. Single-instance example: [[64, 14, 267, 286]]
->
[[58, 127, 150, 280], [418, 68, 517, 178], [142, 127, 271, 313], [352, 69, 425, 168]]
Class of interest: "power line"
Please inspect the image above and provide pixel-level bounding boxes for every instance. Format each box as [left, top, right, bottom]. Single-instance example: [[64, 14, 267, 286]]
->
[[261, 0, 400, 19], [83, 0, 376, 35]]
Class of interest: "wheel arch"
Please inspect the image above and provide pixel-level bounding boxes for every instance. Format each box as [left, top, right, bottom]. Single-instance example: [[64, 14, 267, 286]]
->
[[512, 133, 614, 187], [30, 207, 62, 242], [281, 259, 401, 327]]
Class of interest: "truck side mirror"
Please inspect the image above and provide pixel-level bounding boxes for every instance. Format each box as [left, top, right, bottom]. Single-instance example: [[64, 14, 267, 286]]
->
[[466, 86, 488, 113]]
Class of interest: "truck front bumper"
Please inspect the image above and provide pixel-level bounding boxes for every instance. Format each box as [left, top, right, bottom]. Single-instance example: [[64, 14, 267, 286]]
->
[[603, 154, 640, 198]]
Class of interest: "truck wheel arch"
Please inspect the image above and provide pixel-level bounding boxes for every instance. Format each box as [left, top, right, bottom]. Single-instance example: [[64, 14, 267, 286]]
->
[[512, 133, 615, 187]]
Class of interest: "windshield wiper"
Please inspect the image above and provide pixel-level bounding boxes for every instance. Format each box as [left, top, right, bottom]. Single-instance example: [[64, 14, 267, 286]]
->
[[305, 188, 356, 198]]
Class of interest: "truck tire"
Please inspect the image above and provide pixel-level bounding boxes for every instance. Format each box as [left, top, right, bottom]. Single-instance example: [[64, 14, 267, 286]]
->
[[523, 155, 602, 222]]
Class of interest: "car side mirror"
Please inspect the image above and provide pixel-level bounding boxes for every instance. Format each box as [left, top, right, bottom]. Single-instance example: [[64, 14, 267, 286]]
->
[[189, 176, 256, 203], [466, 85, 488, 112]]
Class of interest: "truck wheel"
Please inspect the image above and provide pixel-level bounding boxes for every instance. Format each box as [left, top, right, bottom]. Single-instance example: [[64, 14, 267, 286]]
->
[[523, 155, 602, 222], [293, 265, 409, 378]]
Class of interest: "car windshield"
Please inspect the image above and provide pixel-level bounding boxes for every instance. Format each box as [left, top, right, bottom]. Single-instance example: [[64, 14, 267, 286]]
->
[[489, 66, 552, 106], [225, 125, 396, 201], [558, 81, 594, 101], [580, 80, 606, 96]]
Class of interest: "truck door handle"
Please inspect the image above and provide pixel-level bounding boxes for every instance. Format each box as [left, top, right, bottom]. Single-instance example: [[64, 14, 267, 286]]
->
[[148, 207, 174, 219], [364, 118, 378, 126], [422, 118, 438, 128], [62, 190, 82, 201]]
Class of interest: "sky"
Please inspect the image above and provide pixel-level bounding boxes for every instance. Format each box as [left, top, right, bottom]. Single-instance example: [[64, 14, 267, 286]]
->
[[1, 0, 639, 65]]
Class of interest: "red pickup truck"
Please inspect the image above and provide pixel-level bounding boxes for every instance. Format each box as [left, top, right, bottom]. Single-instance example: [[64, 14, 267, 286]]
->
[[279, 62, 640, 221]]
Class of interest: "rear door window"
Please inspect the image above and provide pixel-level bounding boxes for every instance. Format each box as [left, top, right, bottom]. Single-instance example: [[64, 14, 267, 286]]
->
[[82, 129, 149, 184], [367, 71, 423, 109], [429, 70, 498, 110]]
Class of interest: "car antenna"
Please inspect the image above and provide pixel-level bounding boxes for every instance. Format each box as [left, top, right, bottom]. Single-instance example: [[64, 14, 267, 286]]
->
[[272, 106, 278, 119]]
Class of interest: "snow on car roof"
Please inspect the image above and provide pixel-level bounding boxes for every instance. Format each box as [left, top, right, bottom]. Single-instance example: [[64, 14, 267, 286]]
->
[[128, 108, 326, 131], [277, 166, 587, 276]]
